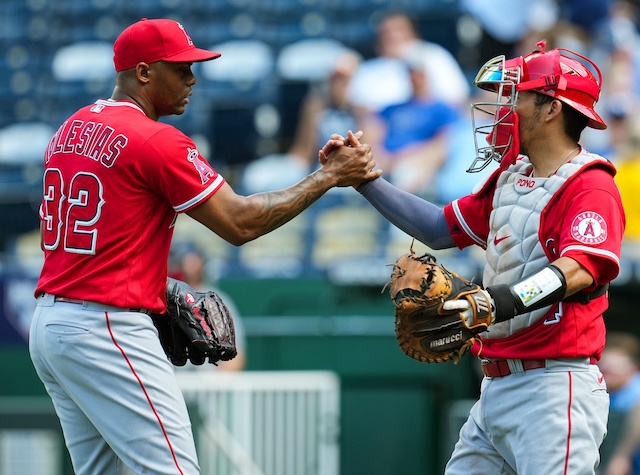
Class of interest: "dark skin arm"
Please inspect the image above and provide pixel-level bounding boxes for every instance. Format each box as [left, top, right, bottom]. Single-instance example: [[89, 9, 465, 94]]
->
[[110, 64, 382, 247], [188, 131, 381, 246]]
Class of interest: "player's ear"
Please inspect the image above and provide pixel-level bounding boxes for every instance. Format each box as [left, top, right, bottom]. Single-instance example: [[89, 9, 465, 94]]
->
[[136, 62, 151, 83], [545, 99, 563, 123]]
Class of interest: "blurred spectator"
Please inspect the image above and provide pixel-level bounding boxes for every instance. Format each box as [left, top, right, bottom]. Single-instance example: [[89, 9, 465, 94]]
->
[[461, 0, 559, 61], [599, 332, 640, 474], [434, 89, 496, 205], [347, 11, 469, 115], [240, 51, 362, 195], [598, 45, 640, 243], [605, 403, 640, 475], [602, 332, 640, 413], [587, 2, 640, 159], [560, 0, 617, 38], [287, 52, 361, 169], [170, 242, 247, 371], [613, 121, 640, 243], [358, 52, 459, 197]]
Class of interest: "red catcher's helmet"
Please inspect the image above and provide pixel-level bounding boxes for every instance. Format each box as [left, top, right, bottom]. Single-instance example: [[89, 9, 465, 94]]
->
[[489, 40, 607, 130], [468, 41, 607, 173]]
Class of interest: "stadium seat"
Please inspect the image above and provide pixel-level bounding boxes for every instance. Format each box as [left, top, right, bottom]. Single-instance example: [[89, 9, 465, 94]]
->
[[239, 153, 309, 195], [311, 201, 383, 269], [51, 41, 115, 83], [197, 40, 278, 167], [199, 39, 276, 103], [0, 122, 54, 165], [238, 213, 309, 278], [0, 122, 53, 205], [276, 37, 361, 83], [40, 41, 115, 125]]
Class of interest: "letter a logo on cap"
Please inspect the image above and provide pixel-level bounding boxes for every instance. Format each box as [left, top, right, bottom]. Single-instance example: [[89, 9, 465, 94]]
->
[[113, 18, 221, 72], [177, 22, 194, 47]]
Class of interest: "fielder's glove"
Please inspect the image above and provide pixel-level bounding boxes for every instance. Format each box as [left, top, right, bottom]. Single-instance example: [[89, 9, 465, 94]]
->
[[387, 247, 494, 363], [151, 277, 237, 366]]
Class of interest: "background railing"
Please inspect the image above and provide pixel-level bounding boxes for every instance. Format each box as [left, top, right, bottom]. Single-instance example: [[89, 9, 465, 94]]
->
[[178, 370, 340, 475]]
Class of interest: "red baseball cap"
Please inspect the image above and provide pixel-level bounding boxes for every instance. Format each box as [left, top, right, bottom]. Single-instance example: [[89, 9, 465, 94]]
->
[[113, 18, 221, 72]]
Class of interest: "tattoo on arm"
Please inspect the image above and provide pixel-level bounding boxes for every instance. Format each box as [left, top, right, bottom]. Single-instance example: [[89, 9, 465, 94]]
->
[[251, 173, 328, 233]]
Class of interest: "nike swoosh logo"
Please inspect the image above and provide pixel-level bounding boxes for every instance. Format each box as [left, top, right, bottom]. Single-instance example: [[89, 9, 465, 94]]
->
[[493, 235, 510, 246]]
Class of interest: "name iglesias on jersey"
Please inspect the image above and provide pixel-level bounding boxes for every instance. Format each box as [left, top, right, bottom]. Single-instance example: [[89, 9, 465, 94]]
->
[[45, 118, 128, 168]]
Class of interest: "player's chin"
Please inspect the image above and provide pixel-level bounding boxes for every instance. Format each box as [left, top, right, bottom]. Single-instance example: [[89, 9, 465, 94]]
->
[[173, 104, 188, 115], [174, 97, 190, 114]]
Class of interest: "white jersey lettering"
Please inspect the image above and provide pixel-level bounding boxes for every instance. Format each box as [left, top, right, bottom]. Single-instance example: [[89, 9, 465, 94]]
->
[[50, 119, 128, 168]]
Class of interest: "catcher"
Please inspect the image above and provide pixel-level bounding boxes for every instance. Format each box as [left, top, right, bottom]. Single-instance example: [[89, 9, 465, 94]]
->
[[323, 41, 624, 475]]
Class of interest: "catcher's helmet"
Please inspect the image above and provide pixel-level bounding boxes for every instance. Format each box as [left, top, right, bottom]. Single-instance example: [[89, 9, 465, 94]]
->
[[468, 41, 606, 172]]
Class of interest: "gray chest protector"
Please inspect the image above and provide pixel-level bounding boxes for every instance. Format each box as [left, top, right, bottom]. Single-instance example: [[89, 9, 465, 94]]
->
[[482, 152, 605, 339]]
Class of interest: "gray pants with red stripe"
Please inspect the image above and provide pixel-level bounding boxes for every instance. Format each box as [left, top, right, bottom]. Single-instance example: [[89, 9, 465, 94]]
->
[[29, 293, 200, 475], [445, 358, 609, 475]]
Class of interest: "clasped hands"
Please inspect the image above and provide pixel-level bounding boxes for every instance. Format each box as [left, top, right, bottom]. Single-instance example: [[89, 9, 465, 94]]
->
[[317, 130, 382, 187]]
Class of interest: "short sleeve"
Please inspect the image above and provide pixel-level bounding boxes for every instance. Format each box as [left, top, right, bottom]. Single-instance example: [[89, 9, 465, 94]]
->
[[140, 127, 225, 212], [552, 167, 625, 285], [443, 168, 500, 249]]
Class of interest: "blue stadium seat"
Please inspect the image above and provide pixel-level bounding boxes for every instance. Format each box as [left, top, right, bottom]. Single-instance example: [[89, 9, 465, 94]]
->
[[0, 122, 54, 205], [0, 2, 33, 42], [276, 37, 362, 82], [199, 39, 276, 105], [196, 39, 279, 167], [37, 41, 115, 126]]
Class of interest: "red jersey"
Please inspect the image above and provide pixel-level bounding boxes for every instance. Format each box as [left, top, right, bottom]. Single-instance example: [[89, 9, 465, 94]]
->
[[36, 100, 225, 312], [443, 155, 625, 360]]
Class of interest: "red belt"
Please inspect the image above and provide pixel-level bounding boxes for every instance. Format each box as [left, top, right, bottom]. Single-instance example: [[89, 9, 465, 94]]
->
[[481, 359, 546, 378], [53, 296, 152, 315], [481, 357, 598, 378]]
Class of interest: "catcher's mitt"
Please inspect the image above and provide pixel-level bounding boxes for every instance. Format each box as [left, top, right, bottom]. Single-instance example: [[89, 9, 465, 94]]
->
[[151, 277, 237, 366], [387, 248, 493, 363]]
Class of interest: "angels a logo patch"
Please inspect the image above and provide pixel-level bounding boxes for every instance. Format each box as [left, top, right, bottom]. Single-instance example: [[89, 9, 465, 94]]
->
[[186, 147, 215, 184], [571, 211, 607, 244]]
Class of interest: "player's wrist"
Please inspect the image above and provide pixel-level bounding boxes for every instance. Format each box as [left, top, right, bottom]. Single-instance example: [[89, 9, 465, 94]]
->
[[462, 290, 495, 328], [310, 168, 339, 190], [487, 265, 567, 323]]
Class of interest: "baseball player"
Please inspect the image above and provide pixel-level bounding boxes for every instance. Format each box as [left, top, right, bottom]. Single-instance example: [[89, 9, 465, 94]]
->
[[324, 41, 625, 474], [29, 18, 380, 475]]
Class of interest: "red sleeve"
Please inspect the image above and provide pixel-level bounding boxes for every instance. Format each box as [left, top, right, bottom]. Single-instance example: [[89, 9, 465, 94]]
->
[[140, 126, 225, 212], [443, 168, 500, 249], [542, 164, 625, 285]]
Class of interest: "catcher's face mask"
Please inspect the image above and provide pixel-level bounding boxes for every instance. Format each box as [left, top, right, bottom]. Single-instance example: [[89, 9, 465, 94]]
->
[[469, 55, 521, 173], [468, 40, 606, 173]]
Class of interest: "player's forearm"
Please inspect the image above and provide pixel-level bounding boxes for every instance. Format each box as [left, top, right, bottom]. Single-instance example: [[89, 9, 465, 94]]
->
[[357, 178, 455, 249], [487, 257, 596, 323], [189, 175, 329, 245], [228, 171, 336, 244]]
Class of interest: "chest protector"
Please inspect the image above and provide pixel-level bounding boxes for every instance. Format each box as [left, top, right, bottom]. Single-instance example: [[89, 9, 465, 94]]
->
[[482, 152, 607, 339]]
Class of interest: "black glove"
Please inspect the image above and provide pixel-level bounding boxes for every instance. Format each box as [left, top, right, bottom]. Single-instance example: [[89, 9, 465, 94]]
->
[[151, 277, 237, 366]]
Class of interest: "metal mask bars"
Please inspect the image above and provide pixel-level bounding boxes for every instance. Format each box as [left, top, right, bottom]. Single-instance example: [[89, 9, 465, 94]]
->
[[468, 55, 521, 172]]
